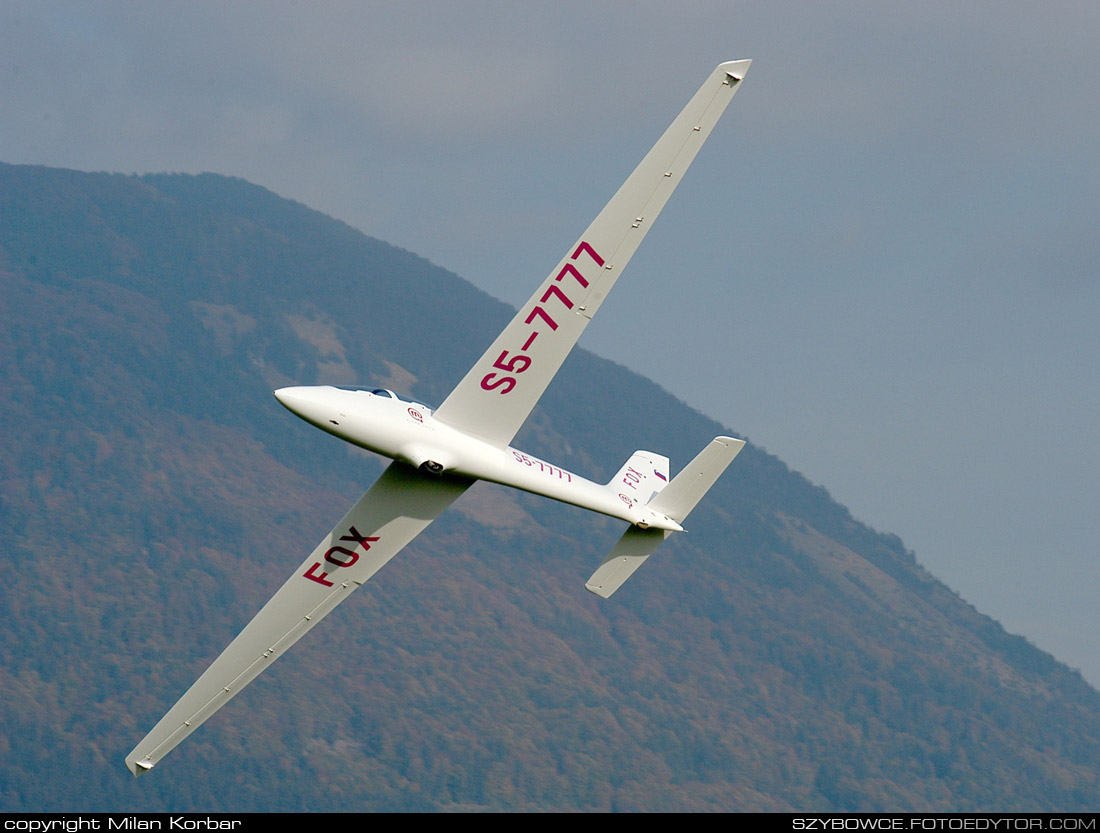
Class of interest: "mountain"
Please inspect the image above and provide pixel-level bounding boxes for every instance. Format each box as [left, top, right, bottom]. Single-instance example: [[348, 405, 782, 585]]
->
[[1, 162, 1098, 812]]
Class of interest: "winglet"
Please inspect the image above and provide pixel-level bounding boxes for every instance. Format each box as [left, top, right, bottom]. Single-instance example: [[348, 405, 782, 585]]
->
[[722, 59, 752, 82], [126, 756, 154, 777]]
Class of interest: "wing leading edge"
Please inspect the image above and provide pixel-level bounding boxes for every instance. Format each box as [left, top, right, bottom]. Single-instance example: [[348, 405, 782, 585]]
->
[[125, 463, 471, 775], [433, 60, 751, 448]]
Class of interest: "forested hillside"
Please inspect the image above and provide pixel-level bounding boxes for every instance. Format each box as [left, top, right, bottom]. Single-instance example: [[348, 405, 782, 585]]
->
[[1, 162, 1098, 811]]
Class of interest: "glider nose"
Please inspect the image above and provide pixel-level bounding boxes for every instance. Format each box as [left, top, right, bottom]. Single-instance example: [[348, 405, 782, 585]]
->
[[273, 386, 307, 410], [274, 386, 330, 426]]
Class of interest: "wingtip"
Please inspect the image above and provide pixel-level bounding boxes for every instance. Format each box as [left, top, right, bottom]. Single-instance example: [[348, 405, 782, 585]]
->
[[719, 59, 752, 81], [126, 756, 154, 777], [715, 435, 747, 449], [585, 580, 615, 599]]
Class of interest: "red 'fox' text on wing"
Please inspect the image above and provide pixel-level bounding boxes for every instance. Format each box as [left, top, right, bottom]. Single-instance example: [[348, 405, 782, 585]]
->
[[125, 463, 470, 775]]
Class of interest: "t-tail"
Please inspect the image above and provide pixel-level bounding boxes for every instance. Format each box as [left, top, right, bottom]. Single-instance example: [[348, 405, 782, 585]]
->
[[586, 436, 745, 598]]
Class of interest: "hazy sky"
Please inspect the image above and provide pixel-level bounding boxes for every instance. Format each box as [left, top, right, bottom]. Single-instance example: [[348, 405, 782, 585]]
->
[[3, 1, 1098, 685]]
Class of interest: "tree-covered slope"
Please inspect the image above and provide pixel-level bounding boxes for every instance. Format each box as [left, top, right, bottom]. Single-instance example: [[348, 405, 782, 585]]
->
[[1, 162, 1097, 811]]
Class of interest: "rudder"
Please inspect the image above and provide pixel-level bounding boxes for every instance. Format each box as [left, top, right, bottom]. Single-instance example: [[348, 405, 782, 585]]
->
[[610, 450, 670, 506]]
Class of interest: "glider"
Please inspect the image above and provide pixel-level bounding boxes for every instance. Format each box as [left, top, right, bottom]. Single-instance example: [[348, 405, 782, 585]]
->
[[126, 59, 751, 775]]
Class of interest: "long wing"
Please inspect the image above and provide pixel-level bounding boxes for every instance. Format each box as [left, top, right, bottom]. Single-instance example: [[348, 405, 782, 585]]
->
[[433, 60, 751, 447], [125, 463, 471, 775]]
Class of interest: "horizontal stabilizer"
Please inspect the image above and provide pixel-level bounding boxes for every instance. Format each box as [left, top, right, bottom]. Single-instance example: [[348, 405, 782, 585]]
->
[[585, 526, 671, 598], [648, 436, 745, 524], [585, 436, 744, 597]]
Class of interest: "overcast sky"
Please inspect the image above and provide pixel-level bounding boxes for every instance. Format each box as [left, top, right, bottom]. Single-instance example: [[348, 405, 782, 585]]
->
[[3, 1, 1098, 686]]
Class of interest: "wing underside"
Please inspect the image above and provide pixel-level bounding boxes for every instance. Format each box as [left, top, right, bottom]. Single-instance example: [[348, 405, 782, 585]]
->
[[125, 463, 471, 775], [433, 60, 751, 448]]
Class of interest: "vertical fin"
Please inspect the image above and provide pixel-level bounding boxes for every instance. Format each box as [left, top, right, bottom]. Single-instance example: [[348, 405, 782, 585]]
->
[[610, 450, 670, 505]]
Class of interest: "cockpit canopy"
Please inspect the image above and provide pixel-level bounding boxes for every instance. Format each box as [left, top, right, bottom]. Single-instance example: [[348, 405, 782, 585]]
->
[[329, 386, 431, 414], [332, 385, 398, 399]]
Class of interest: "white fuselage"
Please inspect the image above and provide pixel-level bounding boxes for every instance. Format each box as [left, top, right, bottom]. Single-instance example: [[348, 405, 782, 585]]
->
[[274, 386, 682, 532]]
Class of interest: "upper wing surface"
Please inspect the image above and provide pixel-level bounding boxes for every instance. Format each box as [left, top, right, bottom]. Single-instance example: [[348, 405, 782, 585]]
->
[[125, 463, 470, 775], [433, 60, 751, 447]]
